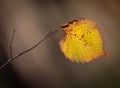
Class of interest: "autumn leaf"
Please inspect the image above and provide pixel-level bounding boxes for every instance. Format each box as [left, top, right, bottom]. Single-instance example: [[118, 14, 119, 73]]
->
[[59, 18, 107, 63]]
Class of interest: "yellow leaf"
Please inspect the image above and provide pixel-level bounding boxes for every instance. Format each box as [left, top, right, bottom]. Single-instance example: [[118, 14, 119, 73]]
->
[[59, 18, 107, 63]]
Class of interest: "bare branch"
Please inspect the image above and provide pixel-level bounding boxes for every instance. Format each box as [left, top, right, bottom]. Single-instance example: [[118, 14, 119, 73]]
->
[[9, 29, 15, 58], [0, 29, 59, 70]]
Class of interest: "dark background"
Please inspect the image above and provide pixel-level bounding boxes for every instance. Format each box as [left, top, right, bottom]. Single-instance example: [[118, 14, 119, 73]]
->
[[0, 0, 120, 88]]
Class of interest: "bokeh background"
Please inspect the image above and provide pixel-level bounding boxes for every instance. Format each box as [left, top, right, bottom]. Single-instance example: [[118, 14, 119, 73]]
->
[[0, 0, 120, 88]]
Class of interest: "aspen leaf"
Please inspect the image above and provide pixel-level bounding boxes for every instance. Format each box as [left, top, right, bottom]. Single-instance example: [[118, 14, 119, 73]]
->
[[59, 18, 107, 63]]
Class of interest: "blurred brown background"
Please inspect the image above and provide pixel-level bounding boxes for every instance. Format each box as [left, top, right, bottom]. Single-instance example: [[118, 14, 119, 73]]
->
[[0, 0, 120, 88]]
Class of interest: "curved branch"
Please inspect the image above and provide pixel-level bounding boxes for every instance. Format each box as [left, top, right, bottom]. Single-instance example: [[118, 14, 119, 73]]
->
[[0, 29, 59, 70]]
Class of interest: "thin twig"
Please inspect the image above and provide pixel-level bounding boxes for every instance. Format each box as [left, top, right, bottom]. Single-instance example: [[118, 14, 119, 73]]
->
[[0, 29, 59, 70], [9, 29, 15, 58]]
